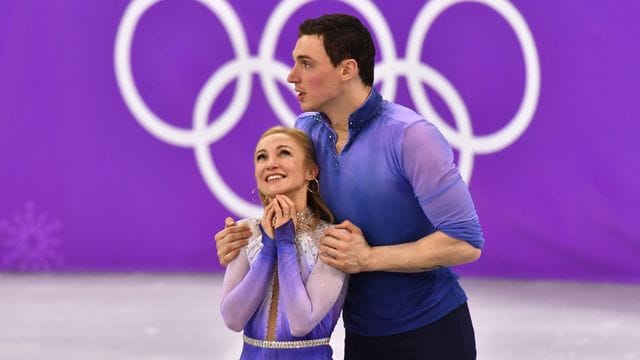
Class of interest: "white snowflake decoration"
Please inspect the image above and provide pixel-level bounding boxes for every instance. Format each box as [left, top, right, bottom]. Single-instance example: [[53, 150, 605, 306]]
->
[[0, 202, 64, 271]]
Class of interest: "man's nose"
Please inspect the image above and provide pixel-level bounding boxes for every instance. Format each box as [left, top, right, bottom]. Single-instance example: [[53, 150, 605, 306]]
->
[[287, 66, 298, 83]]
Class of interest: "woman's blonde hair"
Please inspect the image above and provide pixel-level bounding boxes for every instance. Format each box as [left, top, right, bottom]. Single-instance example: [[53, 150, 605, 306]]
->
[[257, 126, 334, 224]]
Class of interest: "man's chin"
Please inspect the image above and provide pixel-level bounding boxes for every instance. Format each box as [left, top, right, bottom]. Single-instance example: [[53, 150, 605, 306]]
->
[[299, 102, 314, 112]]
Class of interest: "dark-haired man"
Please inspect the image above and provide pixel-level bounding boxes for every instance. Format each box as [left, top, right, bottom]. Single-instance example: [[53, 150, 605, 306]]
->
[[216, 14, 483, 360]]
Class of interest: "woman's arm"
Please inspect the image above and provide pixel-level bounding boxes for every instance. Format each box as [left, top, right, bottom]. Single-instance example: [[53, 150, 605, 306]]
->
[[220, 223, 276, 332], [275, 221, 347, 337]]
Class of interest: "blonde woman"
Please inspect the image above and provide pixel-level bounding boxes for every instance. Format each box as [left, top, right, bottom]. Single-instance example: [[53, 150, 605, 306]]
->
[[220, 127, 347, 359]]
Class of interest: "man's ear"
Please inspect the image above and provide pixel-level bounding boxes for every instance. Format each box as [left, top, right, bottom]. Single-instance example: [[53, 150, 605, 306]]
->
[[341, 59, 359, 81]]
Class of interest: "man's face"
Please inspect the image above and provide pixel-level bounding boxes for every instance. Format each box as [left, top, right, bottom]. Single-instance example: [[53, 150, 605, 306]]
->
[[287, 35, 343, 113]]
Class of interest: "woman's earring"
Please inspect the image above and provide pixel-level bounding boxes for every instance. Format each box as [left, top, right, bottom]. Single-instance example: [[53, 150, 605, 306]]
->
[[250, 187, 260, 204], [307, 178, 320, 194], [251, 188, 270, 204]]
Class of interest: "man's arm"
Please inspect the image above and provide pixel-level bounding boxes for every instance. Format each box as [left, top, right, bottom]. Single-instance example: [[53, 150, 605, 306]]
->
[[319, 220, 480, 273]]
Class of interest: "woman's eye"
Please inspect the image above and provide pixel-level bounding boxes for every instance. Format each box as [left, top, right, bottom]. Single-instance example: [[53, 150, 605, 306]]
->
[[279, 149, 291, 156], [256, 154, 266, 161]]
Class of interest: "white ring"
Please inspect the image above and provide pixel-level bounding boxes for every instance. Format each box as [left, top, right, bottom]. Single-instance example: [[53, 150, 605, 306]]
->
[[114, 0, 541, 218], [406, 0, 540, 154]]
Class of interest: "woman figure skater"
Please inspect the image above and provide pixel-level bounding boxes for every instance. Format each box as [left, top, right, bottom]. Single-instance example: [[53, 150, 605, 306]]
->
[[220, 126, 347, 359]]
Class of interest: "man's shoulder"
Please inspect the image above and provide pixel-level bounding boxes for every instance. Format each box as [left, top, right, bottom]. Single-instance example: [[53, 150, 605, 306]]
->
[[380, 100, 425, 127], [294, 111, 321, 122], [374, 101, 447, 146], [294, 112, 325, 133]]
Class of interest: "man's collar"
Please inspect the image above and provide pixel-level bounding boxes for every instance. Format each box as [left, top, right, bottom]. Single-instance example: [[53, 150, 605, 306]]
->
[[347, 87, 382, 136], [313, 87, 383, 151]]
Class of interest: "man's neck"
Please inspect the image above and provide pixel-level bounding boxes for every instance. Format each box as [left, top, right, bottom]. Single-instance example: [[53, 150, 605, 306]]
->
[[325, 85, 372, 131], [325, 85, 371, 154]]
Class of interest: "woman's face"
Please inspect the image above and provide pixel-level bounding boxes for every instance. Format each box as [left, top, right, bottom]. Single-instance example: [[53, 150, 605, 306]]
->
[[254, 133, 316, 203]]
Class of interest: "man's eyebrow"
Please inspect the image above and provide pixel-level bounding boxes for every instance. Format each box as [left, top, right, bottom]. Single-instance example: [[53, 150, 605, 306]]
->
[[295, 54, 313, 61]]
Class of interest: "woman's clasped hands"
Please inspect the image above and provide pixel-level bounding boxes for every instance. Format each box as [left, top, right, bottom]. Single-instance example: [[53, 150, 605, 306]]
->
[[260, 194, 297, 238]]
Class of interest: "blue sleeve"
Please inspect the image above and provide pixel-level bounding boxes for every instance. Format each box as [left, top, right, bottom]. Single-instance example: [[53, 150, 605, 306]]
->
[[275, 221, 347, 337], [220, 224, 276, 331], [401, 121, 484, 248]]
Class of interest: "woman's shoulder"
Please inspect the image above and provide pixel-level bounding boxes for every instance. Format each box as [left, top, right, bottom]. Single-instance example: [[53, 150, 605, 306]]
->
[[236, 218, 263, 262], [310, 220, 333, 237], [236, 218, 260, 233], [317, 219, 333, 229]]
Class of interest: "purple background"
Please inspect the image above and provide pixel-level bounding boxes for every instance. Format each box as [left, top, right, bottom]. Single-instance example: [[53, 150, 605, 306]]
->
[[1, 1, 638, 282]]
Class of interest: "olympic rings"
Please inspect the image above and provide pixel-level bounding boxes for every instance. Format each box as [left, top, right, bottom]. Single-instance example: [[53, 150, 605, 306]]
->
[[114, 0, 540, 218]]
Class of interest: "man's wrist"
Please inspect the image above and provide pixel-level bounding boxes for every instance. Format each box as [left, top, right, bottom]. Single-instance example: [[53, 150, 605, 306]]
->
[[361, 246, 377, 272]]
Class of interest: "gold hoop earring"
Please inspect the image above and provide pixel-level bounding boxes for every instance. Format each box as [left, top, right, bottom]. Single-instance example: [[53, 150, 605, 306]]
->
[[251, 187, 270, 204], [250, 187, 260, 204], [307, 178, 320, 194]]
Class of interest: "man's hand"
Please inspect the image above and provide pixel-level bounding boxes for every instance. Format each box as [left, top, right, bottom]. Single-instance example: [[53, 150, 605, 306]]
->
[[319, 220, 372, 274], [214, 217, 252, 266]]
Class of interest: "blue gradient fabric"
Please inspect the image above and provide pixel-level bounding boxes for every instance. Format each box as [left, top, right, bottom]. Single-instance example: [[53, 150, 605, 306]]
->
[[221, 219, 347, 359], [295, 88, 484, 336]]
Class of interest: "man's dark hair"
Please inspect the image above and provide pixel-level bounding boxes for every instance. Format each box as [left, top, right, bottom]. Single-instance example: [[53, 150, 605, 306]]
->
[[298, 14, 375, 87]]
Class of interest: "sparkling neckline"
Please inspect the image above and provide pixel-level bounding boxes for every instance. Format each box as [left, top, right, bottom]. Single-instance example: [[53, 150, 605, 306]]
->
[[296, 207, 316, 232]]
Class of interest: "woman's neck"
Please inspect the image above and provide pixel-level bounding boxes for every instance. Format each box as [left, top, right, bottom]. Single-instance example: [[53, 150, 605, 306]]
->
[[284, 190, 308, 215]]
